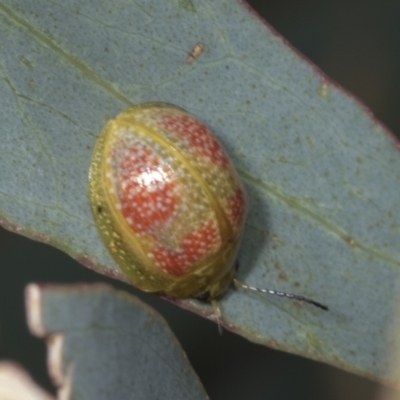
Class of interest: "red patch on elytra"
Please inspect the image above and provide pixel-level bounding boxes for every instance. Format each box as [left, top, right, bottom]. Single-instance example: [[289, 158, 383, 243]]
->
[[118, 143, 178, 234], [227, 188, 246, 228], [152, 219, 221, 276], [160, 114, 229, 167]]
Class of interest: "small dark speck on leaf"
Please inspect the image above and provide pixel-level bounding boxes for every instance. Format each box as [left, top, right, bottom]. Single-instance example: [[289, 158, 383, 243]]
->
[[18, 55, 32, 68], [345, 236, 356, 247], [174, 0, 196, 13], [279, 271, 288, 280]]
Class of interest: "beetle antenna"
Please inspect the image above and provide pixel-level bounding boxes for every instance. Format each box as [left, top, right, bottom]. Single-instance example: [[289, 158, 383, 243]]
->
[[234, 279, 328, 311]]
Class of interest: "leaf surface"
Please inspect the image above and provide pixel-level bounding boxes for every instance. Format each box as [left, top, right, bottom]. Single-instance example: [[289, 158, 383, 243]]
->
[[0, 0, 399, 384], [26, 283, 207, 399]]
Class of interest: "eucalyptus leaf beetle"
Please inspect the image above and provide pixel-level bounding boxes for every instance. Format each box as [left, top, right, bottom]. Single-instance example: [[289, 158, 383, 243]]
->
[[88, 102, 327, 311]]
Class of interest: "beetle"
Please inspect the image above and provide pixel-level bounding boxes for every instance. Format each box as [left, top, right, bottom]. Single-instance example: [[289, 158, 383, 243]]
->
[[88, 102, 327, 311]]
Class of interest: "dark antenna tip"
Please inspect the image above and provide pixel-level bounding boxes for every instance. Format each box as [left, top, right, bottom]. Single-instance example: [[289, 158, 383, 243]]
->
[[234, 279, 328, 311]]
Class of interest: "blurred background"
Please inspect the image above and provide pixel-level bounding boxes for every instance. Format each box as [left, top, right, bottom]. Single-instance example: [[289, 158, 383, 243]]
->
[[1, 0, 399, 398]]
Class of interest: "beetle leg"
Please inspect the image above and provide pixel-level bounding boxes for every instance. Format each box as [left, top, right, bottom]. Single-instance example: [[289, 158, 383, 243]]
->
[[211, 300, 223, 335]]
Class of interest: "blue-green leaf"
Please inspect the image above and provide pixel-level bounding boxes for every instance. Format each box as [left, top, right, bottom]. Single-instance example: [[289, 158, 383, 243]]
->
[[0, 0, 399, 385], [26, 283, 207, 399]]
